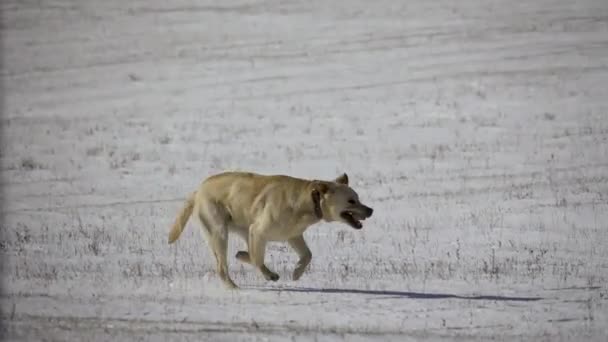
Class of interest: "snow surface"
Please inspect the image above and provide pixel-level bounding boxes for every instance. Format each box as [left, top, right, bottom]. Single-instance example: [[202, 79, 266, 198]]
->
[[2, 0, 608, 340]]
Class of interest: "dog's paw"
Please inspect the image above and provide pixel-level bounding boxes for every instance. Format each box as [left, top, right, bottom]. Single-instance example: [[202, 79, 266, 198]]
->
[[235, 251, 250, 263], [263, 271, 279, 282], [292, 258, 311, 281], [292, 267, 306, 281], [224, 279, 239, 290]]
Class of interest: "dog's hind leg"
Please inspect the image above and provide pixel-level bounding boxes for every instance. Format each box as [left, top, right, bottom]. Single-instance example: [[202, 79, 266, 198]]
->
[[196, 201, 238, 289], [231, 227, 252, 264], [209, 226, 237, 289]]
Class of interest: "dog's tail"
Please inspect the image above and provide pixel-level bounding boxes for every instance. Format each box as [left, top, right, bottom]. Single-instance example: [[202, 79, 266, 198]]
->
[[168, 191, 196, 244]]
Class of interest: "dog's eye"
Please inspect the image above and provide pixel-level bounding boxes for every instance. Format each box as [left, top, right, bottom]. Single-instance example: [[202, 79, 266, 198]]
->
[[348, 199, 356, 204]]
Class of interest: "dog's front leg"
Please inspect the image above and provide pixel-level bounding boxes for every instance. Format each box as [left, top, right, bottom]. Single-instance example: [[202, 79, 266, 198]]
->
[[289, 235, 312, 281], [249, 222, 279, 281]]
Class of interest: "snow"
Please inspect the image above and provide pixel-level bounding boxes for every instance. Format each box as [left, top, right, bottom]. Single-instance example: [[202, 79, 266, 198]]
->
[[2, 0, 608, 340]]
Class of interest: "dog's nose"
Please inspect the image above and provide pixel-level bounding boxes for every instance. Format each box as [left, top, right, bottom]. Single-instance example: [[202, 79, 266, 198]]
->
[[366, 207, 373, 217]]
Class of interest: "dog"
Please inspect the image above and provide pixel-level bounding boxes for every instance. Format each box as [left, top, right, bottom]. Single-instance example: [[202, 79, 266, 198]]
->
[[168, 171, 373, 289]]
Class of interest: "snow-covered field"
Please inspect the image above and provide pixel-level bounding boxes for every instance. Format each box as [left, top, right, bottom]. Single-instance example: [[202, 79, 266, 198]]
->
[[2, 0, 608, 340]]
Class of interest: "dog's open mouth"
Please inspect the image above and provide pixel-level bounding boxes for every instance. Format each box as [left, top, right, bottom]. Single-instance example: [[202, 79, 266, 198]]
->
[[341, 211, 363, 229]]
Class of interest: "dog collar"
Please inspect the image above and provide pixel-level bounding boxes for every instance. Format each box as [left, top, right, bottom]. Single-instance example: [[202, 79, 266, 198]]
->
[[311, 189, 323, 219]]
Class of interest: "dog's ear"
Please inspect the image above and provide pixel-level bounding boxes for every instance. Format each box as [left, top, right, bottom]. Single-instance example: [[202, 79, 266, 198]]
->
[[334, 173, 349, 185]]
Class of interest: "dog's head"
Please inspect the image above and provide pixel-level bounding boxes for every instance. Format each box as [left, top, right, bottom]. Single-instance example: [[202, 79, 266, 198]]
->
[[311, 173, 373, 229]]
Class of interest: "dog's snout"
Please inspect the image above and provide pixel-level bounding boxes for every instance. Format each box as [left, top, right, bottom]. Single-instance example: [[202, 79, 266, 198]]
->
[[366, 206, 373, 217]]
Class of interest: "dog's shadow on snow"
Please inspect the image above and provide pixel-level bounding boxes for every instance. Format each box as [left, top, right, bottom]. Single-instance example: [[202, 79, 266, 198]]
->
[[255, 286, 542, 302]]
